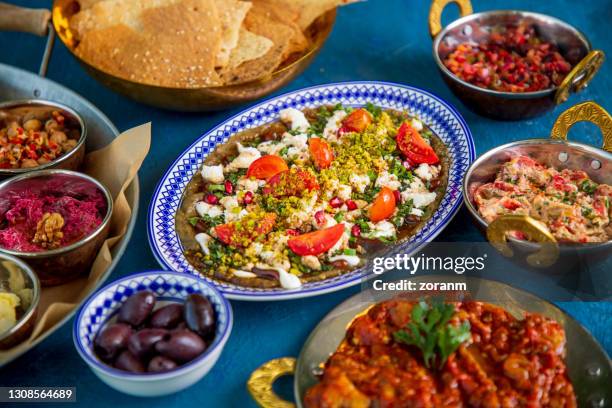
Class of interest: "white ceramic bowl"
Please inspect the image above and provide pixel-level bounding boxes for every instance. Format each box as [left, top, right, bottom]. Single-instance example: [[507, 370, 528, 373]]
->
[[73, 271, 233, 397]]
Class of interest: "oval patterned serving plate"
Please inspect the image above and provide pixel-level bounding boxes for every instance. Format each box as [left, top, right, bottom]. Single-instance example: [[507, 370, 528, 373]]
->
[[148, 82, 475, 301]]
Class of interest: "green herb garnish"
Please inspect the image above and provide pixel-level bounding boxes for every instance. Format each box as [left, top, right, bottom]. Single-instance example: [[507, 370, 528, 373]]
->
[[364, 102, 382, 119], [579, 179, 598, 195], [392, 199, 414, 227], [393, 300, 471, 369]]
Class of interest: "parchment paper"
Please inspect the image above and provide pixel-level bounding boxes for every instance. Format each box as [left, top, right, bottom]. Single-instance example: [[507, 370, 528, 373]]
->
[[0, 123, 151, 361]]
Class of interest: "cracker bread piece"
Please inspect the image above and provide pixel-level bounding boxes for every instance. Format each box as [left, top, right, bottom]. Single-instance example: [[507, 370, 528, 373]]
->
[[75, 0, 222, 88], [214, 0, 252, 68], [227, 28, 273, 68], [264, 0, 360, 30], [252, 0, 309, 57], [218, 5, 293, 85]]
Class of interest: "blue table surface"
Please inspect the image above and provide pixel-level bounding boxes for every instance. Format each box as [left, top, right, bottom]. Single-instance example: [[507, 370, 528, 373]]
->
[[1, 0, 611, 406]]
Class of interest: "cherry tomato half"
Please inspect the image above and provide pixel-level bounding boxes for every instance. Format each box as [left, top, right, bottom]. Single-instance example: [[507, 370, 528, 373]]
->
[[396, 122, 439, 165], [369, 186, 396, 222], [287, 224, 345, 256], [215, 213, 276, 248], [308, 138, 334, 169], [264, 168, 319, 198], [339, 108, 373, 134], [246, 155, 288, 180]]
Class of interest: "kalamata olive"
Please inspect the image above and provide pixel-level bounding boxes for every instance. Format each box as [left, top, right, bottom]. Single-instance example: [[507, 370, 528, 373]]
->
[[150, 304, 184, 329], [127, 328, 168, 360], [118, 291, 156, 327], [94, 323, 132, 361], [155, 330, 206, 362], [114, 350, 145, 373], [147, 355, 178, 373], [184, 294, 216, 338]]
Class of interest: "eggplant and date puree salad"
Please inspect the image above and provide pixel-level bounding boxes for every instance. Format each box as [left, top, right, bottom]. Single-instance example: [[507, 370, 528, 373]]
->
[[94, 291, 216, 374], [177, 104, 449, 289], [0, 188, 107, 252], [475, 156, 611, 243], [0, 106, 81, 169], [305, 300, 576, 407]]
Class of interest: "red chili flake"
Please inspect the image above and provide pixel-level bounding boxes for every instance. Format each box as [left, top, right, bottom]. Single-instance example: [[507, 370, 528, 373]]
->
[[224, 180, 234, 195], [351, 225, 361, 237], [329, 196, 343, 208], [345, 199, 358, 211], [285, 229, 299, 236], [314, 210, 327, 225], [205, 193, 218, 204], [243, 191, 254, 205]]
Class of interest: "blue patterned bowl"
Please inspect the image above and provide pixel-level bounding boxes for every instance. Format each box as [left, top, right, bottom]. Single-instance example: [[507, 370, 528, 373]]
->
[[148, 81, 475, 301], [73, 271, 233, 397]]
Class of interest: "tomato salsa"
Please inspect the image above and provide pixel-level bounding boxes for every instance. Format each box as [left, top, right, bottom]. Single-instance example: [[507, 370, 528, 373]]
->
[[443, 24, 573, 92], [304, 300, 576, 407], [176, 104, 449, 289]]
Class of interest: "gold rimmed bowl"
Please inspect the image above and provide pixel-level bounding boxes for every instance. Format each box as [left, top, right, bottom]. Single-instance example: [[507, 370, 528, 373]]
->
[[429, 0, 605, 120], [463, 101, 612, 271], [0, 1, 336, 112]]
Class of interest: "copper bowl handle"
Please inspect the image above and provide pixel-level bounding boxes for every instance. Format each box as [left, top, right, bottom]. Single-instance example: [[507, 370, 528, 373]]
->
[[429, 0, 473, 38], [0, 2, 50, 37], [248, 357, 297, 408], [550, 101, 612, 152], [554, 51, 606, 105], [486, 215, 559, 268]]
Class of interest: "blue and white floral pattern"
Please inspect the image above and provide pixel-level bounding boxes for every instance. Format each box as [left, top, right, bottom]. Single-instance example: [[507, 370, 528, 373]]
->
[[74, 271, 232, 377], [148, 82, 475, 300]]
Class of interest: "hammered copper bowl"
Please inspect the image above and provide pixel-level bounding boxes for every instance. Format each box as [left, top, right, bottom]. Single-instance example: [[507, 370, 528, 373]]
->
[[0, 169, 113, 286], [462, 101, 612, 271], [0, 253, 40, 350], [0, 99, 87, 178], [429, 0, 605, 120]]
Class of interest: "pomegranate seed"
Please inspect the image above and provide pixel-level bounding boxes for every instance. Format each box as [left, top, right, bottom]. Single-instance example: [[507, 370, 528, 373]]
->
[[205, 193, 218, 204], [314, 210, 326, 225], [393, 190, 401, 203], [329, 196, 343, 208], [346, 199, 358, 211], [286, 229, 299, 236], [351, 225, 361, 237], [224, 180, 234, 195], [243, 191, 254, 205]]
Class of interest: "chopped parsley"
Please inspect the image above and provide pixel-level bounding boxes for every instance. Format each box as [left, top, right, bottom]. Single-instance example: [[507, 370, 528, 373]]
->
[[189, 214, 224, 228], [579, 179, 598, 195], [392, 199, 414, 227], [364, 102, 382, 119]]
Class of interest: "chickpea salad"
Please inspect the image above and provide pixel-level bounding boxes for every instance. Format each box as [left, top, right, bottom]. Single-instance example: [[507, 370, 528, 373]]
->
[[0, 107, 81, 169], [177, 104, 448, 289]]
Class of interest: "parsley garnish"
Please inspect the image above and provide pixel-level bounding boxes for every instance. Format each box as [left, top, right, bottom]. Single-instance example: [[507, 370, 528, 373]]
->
[[364, 102, 382, 119], [393, 300, 471, 369], [189, 215, 224, 228], [579, 179, 598, 195], [392, 199, 414, 227]]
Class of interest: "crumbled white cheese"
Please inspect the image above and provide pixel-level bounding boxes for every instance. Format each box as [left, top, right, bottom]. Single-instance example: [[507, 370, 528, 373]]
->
[[281, 132, 308, 150], [301, 255, 321, 271], [406, 177, 427, 193], [237, 177, 263, 192], [402, 191, 437, 208], [410, 208, 424, 217], [375, 171, 402, 190], [365, 220, 396, 239], [329, 254, 361, 267], [349, 174, 371, 193], [225, 143, 261, 172], [219, 196, 239, 210], [312, 212, 337, 230], [337, 184, 352, 201], [327, 223, 351, 255], [194, 233, 213, 255], [195, 201, 223, 218], [411, 118, 424, 131], [232, 269, 257, 278], [280, 108, 310, 132], [257, 141, 284, 155], [323, 110, 348, 141], [201, 164, 224, 184], [414, 163, 433, 181]]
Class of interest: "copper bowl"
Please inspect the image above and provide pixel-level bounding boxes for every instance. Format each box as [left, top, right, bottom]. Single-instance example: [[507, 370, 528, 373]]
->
[[0, 169, 113, 286], [429, 0, 605, 120], [0, 99, 86, 177], [462, 101, 612, 271], [0, 253, 40, 350]]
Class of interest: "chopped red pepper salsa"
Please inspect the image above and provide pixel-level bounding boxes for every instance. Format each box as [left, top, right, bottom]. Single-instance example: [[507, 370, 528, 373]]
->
[[443, 24, 573, 92]]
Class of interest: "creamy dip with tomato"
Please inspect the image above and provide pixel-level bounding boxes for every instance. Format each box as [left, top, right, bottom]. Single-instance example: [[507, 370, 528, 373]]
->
[[177, 105, 448, 289], [474, 156, 611, 243]]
